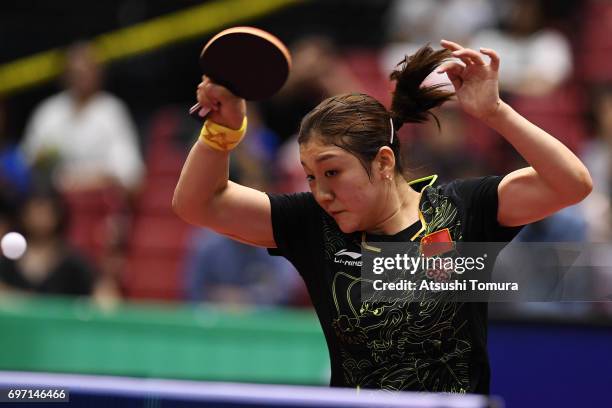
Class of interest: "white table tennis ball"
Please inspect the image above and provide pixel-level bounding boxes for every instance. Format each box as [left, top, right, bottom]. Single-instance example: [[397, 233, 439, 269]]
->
[[1, 232, 27, 260]]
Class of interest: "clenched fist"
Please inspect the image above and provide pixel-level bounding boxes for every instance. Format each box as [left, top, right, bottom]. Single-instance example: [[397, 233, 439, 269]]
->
[[197, 76, 246, 129]]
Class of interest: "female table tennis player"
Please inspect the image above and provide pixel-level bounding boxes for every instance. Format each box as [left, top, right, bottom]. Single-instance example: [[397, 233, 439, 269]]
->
[[173, 40, 592, 393]]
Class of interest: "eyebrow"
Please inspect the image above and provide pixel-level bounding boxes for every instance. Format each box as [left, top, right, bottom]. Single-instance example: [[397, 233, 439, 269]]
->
[[300, 153, 339, 166]]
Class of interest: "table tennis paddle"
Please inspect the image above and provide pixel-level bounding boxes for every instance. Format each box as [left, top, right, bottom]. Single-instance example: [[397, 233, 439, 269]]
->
[[189, 26, 292, 120]]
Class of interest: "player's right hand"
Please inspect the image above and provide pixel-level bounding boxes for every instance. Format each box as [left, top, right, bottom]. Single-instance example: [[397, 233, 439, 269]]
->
[[197, 76, 246, 130]]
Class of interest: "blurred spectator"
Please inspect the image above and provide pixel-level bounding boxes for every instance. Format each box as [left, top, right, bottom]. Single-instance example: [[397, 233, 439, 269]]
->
[[0, 191, 17, 243], [21, 42, 144, 193], [241, 103, 283, 165], [259, 35, 361, 143], [0, 100, 30, 199], [494, 206, 590, 317], [382, 0, 496, 73], [275, 135, 309, 193], [260, 35, 361, 194], [580, 85, 612, 242], [385, 0, 496, 45], [183, 229, 301, 306], [0, 183, 96, 296], [0, 192, 17, 292], [469, 0, 572, 96], [401, 105, 491, 182], [516, 207, 587, 243], [20, 42, 144, 296]]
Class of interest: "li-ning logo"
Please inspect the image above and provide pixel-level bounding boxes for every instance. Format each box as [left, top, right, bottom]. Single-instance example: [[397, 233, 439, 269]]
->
[[334, 249, 363, 267]]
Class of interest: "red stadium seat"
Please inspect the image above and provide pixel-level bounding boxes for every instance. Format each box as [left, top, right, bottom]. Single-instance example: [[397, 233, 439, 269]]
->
[[578, 1, 612, 82], [136, 177, 178, 215], [342, 50, 391, 106], [123, 107, 196, 301], [129, 215, 192, 256], [62, 188, 127, 261], [509, 85, 587, 153], [145, 108, 189, 177], [123, 256, 183, 300]]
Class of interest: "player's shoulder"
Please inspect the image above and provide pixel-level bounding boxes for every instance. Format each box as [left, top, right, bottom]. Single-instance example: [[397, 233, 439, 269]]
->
[[432, 175, 504, 208], [440, 175, 502, 192], [410, 174, 486, 202]]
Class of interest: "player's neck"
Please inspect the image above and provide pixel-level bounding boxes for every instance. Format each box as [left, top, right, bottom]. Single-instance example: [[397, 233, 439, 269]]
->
[[367, 181, 420, 236]]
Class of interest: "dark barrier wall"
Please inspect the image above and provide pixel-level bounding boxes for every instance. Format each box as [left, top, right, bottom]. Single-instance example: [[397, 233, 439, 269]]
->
[[489, 320, 612, 407]]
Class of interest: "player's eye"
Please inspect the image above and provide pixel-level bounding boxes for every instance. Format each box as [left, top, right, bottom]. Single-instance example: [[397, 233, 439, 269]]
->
[[306, 175, 315, 182], [325, 170, 338, 178]]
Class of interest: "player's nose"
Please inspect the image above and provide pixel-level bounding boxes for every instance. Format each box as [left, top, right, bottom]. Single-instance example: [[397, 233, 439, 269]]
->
[[315, 185, 334, 203]]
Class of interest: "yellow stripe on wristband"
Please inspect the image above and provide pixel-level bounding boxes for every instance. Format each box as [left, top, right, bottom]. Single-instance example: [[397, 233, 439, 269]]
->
[[199, 116, 248, 151]]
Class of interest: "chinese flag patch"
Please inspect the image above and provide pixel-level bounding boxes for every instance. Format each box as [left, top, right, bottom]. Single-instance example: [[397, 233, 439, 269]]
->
[[420, 228, 454, 257]]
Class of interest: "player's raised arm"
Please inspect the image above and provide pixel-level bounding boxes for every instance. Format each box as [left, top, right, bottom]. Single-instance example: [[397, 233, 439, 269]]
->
[[172, 77, 276, 248], [438, 39, 593, 227]]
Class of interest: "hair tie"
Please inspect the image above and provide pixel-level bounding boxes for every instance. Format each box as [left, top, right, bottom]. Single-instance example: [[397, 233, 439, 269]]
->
[[389, 117, 394, 144]]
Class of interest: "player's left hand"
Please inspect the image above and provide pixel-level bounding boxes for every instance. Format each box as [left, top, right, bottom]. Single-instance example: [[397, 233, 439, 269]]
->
[[437, 39, 502, 122]]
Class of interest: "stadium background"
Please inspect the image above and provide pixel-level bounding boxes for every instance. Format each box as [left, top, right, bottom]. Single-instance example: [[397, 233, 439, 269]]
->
[[0, 1, 611, 407]]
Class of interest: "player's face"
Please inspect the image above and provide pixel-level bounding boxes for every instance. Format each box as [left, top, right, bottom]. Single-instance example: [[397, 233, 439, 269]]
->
[[299, 138, 389, 233]]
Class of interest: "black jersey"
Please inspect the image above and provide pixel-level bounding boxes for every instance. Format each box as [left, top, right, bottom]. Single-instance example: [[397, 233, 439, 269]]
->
[[267, 175, 523, 394]]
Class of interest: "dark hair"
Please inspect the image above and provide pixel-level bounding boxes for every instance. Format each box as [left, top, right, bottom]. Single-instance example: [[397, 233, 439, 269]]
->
[[21, 182, 70, 237], [297, 45, 454, 178]]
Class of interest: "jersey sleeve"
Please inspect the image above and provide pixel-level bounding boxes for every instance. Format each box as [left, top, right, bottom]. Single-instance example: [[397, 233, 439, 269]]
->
[[444, 175, 524, 242], [265, 192, 321, 265]]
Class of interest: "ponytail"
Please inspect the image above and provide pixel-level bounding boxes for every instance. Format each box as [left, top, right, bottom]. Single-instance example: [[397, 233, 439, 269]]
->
[[389, 45, 454, 130], [297, 45, 455, 179]]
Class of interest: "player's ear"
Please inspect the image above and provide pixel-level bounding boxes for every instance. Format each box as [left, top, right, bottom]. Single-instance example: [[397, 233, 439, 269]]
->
[[375, 147, 396, 179]]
